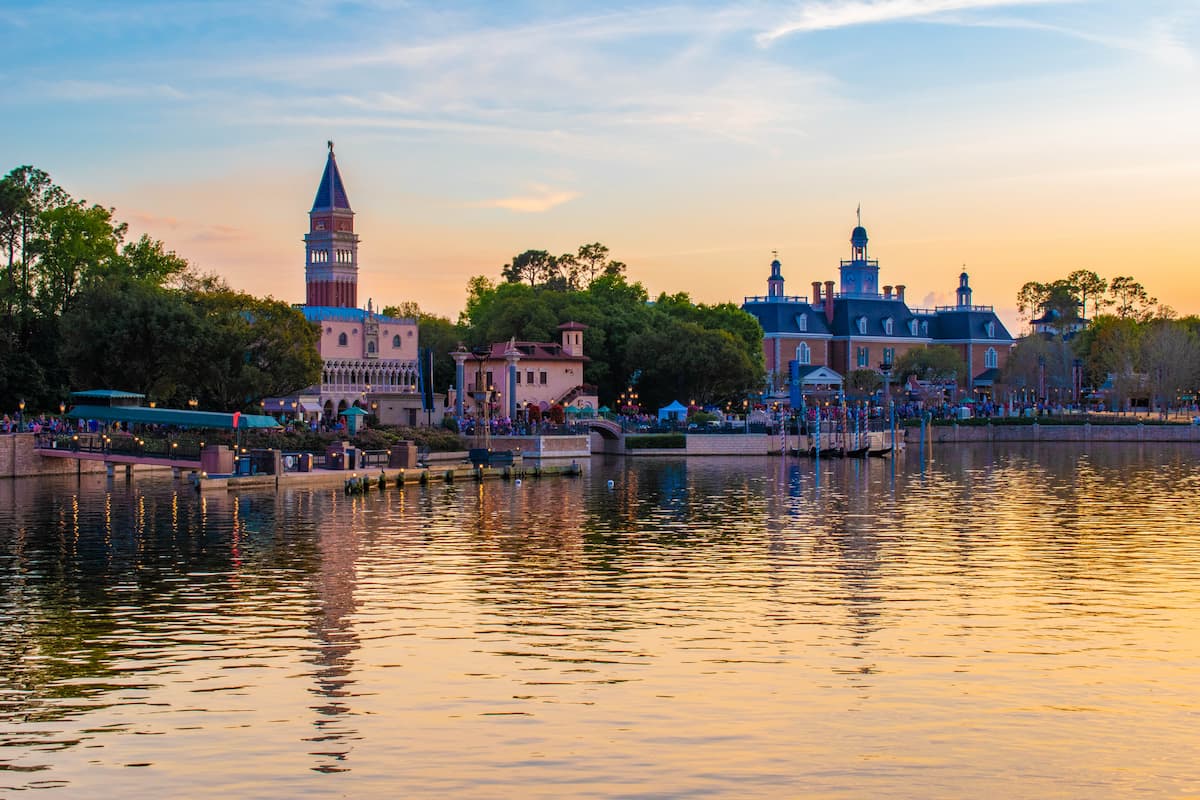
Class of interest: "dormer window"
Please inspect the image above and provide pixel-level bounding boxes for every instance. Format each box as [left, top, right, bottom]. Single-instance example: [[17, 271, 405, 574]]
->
[[796, 314, 808, 333], [908, 319, 919, 336], [986, 321, 996, 338], [883, 317, 894, 335], [856, 316, 868, 335], [920, 320, 929, 336]]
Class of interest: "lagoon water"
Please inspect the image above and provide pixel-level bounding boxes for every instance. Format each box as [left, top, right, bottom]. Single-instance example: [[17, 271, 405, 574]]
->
[[1, 444, 1198, 798]]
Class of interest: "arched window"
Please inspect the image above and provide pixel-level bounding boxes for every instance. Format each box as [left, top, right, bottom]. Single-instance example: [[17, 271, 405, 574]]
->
[[883, 317, 894, 335], [338, 332, 348, 346], [857, 316, 868, 335], [986, 321, 996, 338], [796, 342, 811, 365], [985, 347, 998, 369], [392, 334, 401, 347]]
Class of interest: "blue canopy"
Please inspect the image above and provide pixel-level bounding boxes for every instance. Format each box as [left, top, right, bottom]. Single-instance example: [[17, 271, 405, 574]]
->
[[657, 400, 688, 422]]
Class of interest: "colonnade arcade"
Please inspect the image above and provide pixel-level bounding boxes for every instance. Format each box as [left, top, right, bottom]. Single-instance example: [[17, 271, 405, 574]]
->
[[321, 358, 420, 394]]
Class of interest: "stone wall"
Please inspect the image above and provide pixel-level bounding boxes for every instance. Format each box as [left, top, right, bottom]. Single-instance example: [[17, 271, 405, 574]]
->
[[686, 434, 772, 456], [927, 423, 1200, 444], [490, 435, 590, 458], [0, 434, 173, 480]]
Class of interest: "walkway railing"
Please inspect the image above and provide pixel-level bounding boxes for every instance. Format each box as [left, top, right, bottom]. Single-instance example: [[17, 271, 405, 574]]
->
[[34, 433, 203, 462]]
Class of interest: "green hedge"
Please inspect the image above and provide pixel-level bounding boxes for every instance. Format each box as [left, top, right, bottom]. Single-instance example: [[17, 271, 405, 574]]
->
[[625, 433, 686, 449]]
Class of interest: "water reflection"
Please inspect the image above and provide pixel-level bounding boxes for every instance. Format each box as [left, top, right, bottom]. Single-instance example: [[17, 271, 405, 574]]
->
[[0, 444, 1198, 797]]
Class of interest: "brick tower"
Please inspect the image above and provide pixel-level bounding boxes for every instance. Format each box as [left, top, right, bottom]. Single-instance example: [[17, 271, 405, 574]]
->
[[305, 141, 359, 307]]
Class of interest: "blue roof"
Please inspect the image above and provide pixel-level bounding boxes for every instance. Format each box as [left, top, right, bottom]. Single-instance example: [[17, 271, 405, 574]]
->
[[301, 306, 412, 325], [312, 150, 351, 212], [71, 389, 145, 400], [67, 405, 282, 430]]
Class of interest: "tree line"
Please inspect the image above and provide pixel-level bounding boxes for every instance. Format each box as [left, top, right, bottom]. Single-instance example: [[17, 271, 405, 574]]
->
[[388, 243, 766, 412], [0, 165, 321, 413], [1006, 269, 1198, 412]]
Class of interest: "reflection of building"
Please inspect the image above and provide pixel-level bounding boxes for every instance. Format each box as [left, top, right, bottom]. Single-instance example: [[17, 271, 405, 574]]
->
[[273, 144, 426, 425], [451, 323, 597, 419], [742, 216, 1014, 401]]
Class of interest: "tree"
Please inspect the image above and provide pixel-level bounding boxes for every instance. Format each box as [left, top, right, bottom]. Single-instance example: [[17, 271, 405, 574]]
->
[[1139, 320, 1197, 417], [383, 302, 467, 395], [847, 369, 882, 397], [1067, 269, 1108, 320], [892, 345, 966, 385], [184, 288, 322, 411], [501, 249, 556, 287], [60, 278, 200, 400], [626, 318, 759, 408], [1016, 281, 1049, 321], [1109, 276, 1156, 321], [28, 203, 124, 316]]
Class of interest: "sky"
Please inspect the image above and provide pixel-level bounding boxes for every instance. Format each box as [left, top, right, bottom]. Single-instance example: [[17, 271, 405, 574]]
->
[[2, 0, 1198, 332]]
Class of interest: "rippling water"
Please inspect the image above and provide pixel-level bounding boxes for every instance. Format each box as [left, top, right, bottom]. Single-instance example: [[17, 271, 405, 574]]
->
[[1, 444, 1198, 798]]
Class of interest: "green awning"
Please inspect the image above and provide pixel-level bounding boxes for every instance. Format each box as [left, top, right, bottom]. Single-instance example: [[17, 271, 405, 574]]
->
[[68, 405, 281, 430]]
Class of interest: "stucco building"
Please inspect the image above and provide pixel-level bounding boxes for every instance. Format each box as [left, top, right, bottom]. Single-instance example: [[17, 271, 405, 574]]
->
[[742, 216, 1014, 403], [269, 144, 426, 426], [451, 323, 597, 420]]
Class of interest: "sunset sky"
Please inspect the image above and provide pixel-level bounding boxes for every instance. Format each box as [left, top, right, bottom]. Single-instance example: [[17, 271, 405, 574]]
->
[[3, 0, 1197, 332]]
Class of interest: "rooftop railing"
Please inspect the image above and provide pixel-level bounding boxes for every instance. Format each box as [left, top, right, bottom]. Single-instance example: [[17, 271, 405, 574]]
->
[[743, 294, 810, 304], [935, 304, 995, 312]]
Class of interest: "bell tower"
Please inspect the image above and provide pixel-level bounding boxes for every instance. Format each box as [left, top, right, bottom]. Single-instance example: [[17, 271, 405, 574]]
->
[[839, 206, 880, 297], [305, 141, 359, 308]]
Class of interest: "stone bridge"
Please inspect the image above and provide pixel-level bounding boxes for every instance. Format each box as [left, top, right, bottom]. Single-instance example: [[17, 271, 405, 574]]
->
[[577, 418, 625, 453]]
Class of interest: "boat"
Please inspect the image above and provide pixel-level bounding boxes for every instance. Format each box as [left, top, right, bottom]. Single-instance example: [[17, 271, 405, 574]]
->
[[868, 446, 892, 458]]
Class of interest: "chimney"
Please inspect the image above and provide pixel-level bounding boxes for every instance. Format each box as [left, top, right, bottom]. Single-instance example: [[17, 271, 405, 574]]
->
[[883, 285, 893, 300], [896, 284, 906, 303], [812, 281, 822, 306], [824, 280, 836, 324]]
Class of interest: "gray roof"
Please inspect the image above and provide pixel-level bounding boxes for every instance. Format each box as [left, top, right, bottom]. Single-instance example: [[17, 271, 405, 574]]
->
[[931, 309, 1014, 341], [742, 298, 830, 336]]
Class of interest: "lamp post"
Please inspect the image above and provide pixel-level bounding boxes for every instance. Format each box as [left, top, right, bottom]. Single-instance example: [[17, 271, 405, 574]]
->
[[879, 358, 895, 453], [18, 398, 24, 431], [188, 397, 198, 410]]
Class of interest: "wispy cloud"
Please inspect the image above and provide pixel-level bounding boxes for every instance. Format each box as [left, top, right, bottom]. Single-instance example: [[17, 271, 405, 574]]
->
[[474, 185, 580, 213], [959, 13, 1196, 69], [40, 79, 187, 101], [757, 0, 1064, 43]]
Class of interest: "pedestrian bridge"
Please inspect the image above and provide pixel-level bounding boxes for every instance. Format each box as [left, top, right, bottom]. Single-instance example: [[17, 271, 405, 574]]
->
[[576, 418, 625, 453]]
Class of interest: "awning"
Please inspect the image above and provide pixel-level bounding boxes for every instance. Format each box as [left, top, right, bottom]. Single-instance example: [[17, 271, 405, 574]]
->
[[68, 405, 282, 430]]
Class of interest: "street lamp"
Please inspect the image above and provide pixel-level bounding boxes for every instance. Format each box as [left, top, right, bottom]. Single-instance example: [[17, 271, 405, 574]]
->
[[18, 398, 25, 430], [879, 358, 896, 453], [188, 397, 198, 410]]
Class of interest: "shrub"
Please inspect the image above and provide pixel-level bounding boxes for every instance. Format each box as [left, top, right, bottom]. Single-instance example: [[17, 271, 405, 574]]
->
[[625, 433, 686, 449]]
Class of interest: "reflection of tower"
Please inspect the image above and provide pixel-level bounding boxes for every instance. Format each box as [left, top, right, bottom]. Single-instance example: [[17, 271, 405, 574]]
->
[[304, 494, 363, 771], [305, 141, 359, 308]]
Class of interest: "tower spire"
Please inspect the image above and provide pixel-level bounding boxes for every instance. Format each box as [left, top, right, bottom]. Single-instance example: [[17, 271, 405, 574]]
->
[[305, 143, 360, 308]]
